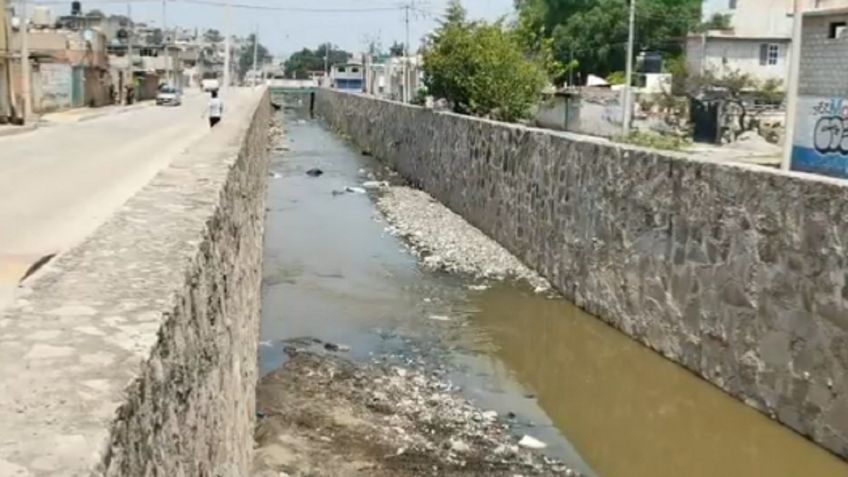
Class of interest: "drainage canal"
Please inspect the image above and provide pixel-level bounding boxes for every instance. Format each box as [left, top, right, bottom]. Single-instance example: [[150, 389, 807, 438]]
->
[[257, 108, 848, 477]]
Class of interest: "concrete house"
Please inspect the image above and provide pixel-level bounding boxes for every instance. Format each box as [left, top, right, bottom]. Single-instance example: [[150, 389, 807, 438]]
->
[[789, 0, 848, 177], [687, 0, 793, 83]]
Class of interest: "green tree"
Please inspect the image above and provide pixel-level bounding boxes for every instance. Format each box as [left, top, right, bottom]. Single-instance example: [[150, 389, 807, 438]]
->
[[440, 0, 468, 27], [238, 34, 271, 79], [424, 7, 546, 122], [284, 44, 351, 79], [515, 0, 699, 81], [204, 29, 223, 43], [389, 41, 405, 57]]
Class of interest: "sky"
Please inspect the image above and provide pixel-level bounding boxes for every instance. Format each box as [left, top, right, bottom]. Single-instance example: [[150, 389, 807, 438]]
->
[[42, 0, 515, 58]]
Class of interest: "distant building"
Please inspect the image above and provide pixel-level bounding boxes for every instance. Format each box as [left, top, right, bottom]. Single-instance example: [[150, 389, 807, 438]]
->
[[789, 1, 848, 177], [330, 63, 364, 92], [687, 0, 793, 84]]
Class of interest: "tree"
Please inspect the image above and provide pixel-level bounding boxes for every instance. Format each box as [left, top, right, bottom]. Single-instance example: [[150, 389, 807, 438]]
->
[[204, 29, 223, 43], [423, 8, 546, 122], [283, 44, 351, 79], [514, 0, 700, 81], [238, 34, 271, 79], [699, 13, 732, 31], [440, 0, 467, 28], [389, 41, 405, 57]]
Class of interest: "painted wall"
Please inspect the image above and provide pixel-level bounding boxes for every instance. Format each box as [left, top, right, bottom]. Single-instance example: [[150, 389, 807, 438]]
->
[[34, 62, 72, 112], [791, 96, 848, 176], [317, 89, 848, 460], [790, 11, 848, 177]]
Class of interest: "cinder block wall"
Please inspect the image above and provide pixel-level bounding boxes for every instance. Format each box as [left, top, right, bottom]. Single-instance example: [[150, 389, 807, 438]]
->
[[316, 89, 848, 459], [0, 89, 271, 476]]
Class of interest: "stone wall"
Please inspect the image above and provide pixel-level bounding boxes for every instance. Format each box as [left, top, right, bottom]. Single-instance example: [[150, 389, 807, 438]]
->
[[316, 89, 848, 459], [0, 88, 271, 476]]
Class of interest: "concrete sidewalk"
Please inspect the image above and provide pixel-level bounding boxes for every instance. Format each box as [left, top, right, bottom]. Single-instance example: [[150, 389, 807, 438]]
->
[[39, 100, 155, 124]]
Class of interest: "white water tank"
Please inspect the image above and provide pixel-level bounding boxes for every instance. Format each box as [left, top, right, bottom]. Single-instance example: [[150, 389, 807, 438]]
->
[[31, 6, 53, 28]]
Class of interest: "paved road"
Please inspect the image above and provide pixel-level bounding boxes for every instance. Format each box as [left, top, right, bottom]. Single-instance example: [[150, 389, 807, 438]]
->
[[0, 90, 243, 308]]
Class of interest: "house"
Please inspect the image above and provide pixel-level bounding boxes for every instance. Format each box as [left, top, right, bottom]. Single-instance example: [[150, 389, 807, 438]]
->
[[687, 0, 793, 84], [789, 0, 848, 177]]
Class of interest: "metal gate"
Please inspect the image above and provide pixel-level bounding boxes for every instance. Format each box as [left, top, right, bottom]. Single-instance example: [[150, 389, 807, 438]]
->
[[690, 98, 720, 144], [71, 66, 84, 107]]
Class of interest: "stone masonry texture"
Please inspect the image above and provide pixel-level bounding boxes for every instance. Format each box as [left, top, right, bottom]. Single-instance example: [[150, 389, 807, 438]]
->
[[0, 88, 271, 476], [316, 89, 848, 459]]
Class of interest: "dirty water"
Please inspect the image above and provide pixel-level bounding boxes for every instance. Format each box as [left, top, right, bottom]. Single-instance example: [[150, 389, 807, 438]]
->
[[260, 111, 848, 477]]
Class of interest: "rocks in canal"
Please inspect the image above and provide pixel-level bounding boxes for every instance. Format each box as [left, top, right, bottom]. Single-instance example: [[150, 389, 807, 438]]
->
[[253, 351, 579, 476], [377, 186, 550, 291], [306, 168, 324, 177], [323, 342, 351, 352]]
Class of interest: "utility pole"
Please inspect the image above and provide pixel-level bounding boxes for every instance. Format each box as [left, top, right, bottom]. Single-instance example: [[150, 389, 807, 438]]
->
[[782, 0, 803, 171], [162, 0, 169, 85], [251, 26, 258, 87], [403, 2, 410, 103], [222, 0, 231, 90], [19, 0, 30, 122], [126, 2, 133, 105], [622, 0, 636, 134]]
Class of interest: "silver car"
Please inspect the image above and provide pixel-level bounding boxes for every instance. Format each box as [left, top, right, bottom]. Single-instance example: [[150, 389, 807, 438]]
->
[[156, 85, 182, 106]]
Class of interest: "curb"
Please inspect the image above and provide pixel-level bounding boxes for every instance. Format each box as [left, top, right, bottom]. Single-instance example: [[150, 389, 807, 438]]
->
[[0, 123, 37, 138]]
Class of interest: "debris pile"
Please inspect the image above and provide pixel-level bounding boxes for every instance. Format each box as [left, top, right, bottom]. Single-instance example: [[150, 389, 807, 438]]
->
[[377, 186, 550, 292], [253, 350, 577, 477]]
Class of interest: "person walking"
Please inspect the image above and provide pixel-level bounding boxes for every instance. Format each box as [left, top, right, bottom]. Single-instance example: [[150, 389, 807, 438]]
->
[[208, 90, 223, 127]]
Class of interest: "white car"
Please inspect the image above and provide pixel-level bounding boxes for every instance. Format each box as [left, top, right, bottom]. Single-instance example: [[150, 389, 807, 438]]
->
[[156, 85, 182, 106]]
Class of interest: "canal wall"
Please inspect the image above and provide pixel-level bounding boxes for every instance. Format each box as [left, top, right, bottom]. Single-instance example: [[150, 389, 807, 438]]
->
[[316, 89, 848, 459], [0, 89, 271, 476]]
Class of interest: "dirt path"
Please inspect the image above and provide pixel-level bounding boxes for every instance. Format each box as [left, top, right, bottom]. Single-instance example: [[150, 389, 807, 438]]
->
[[252, 344, 578, 477]]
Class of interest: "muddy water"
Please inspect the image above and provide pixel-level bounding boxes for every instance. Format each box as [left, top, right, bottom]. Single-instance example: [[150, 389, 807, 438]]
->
[[261, 112, 848, 477]]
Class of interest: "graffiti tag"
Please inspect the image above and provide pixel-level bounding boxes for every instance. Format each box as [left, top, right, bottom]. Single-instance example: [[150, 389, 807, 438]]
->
[[813, 116, 848, 154]]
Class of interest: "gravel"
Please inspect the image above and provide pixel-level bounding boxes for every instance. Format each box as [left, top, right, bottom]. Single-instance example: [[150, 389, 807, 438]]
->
[[377, 186, 550, 292], [253, 347, 579, 476]]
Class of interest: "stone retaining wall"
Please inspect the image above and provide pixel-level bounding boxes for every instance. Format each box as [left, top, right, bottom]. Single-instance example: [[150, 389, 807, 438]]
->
[[316, 89, 848, 459], [0, 88, 271, 476]]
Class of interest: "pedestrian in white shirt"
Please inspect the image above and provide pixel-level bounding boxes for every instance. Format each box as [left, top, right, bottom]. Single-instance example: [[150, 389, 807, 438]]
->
[[208, 90, 223, 127]]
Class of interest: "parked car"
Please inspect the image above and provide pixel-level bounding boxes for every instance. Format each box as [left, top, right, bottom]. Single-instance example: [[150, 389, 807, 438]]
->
[[156, 85, 182, 106]]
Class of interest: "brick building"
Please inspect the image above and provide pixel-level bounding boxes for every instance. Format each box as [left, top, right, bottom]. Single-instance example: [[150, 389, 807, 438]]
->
[[789, 1, 848, 177]]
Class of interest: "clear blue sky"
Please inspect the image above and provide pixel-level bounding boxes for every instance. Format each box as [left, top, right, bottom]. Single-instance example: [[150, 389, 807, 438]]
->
[[56, 0, 515, 57]]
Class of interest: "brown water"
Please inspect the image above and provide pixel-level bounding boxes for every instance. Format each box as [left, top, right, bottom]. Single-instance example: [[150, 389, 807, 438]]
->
[[261, 111, 848, 477]]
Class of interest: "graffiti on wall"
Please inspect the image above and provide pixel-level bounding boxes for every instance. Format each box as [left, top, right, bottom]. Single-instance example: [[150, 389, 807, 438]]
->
[[792, 96, 848, 178], [37, 63, 73, 112]]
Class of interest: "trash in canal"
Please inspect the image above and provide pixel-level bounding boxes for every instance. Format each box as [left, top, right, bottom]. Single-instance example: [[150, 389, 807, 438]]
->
[[362, 180, 389, 189], [428, 314, 451, 322], [306, 168, 324, 177], [345, 186, 367, 194], [519, 435, 547, 450]]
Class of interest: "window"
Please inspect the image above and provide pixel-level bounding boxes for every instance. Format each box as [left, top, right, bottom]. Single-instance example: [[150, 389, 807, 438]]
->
[[829, 22, 847, 39], [338, 66, 346, 73], [729, 0, 737, 9], [759, 43, 779, 66]]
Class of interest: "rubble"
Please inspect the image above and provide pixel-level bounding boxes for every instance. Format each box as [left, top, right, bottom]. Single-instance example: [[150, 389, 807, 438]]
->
[[253, 350, 578, 477], [377, 186, 550, 291]]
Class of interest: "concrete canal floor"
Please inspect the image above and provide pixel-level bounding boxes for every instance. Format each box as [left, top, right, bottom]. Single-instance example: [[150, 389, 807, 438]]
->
[[256, 110, 848, 477]]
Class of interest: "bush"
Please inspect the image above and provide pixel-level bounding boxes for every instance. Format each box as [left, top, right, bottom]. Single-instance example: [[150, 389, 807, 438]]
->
[[423, 17, 546, 122]]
